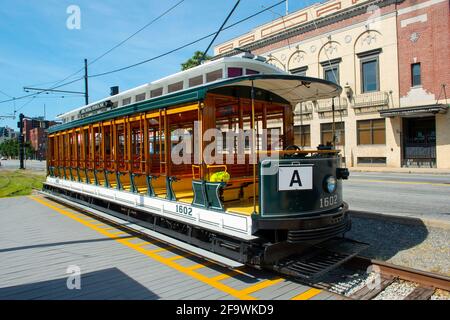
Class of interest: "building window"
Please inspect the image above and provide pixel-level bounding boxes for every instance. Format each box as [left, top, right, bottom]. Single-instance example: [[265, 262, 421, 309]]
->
[[324, 66, 339, 84], [357, 49, 382, 93], [361, 57, 379, 92], [228, 67, 243, 78], [357, 157, 386, 165], [188, 75, 203, 88], [290, 66, 308, 77], [321, 122, 345, 146], [150, 87, 163, 98], [135, 93, 146, 102], [411, 63, 421, 87], [294, 125, 310, 146], [357, 119, 386, 145], [321, 58, 341, 85], [206, 69, 223, 82], [168, 81, 184, 93], [122, 97, 131, 106]]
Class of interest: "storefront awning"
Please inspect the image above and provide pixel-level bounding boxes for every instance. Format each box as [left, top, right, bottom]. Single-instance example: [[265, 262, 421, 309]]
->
[[380, 104, 449, 118]]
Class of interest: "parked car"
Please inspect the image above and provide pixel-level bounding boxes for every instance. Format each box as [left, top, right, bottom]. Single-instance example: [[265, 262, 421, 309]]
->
[[0, 156, 7, 160]]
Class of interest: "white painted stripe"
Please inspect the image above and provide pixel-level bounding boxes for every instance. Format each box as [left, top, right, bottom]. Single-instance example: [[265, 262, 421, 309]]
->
[[398, 0, 447, 16], [401, 14, 428, 27]]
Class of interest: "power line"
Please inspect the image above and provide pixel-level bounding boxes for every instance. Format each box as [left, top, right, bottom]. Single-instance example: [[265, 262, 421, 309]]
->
[[0, 90, 13, 99], [0, 0, 186, 106], [45, 0, 186, 89], [15, 96, 36, 113], [89, 0, 286, 78], [0, 0, 286, 104]]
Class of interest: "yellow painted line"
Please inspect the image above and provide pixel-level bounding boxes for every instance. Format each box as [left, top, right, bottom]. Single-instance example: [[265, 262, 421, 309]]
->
[[110, 231, 127, 236], [209, 268, 247, 282], [210, 272, 236, 282], [291, 288, 322, 300], [29, 195, 263, 300], [352, 179, 450, 187], [90, 222, 106, 226], [185, 262, 212, 271], [133, 241, 152, 247], [167, 255, 186, 261], [101, 227, 116, 231], [238, 278, 284, 295], [146, 247, 168, 254]]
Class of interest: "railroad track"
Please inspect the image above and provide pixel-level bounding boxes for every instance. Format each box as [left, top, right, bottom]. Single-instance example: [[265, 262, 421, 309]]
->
[[315, 256, 450, 300]]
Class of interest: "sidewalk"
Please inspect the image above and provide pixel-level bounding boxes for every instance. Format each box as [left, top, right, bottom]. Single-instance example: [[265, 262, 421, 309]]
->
[[348, 166, 450, 175]]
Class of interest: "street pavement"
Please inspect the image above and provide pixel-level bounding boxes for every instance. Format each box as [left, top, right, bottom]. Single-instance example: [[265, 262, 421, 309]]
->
[[344, 172, 450, 222], [0, 159, 46, 171]]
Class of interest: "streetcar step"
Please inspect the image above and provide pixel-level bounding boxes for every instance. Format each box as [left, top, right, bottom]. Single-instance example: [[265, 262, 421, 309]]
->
[[272, 238, 369, 282]]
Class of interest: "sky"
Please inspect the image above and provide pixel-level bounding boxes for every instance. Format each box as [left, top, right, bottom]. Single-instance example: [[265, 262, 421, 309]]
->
[[0, 0, 317, 129]]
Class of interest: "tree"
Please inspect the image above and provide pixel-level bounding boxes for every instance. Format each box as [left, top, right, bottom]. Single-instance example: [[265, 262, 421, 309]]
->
[[0, 138, 19, 158], [0, 138, 35, 159], [181, 51, 212, 71]]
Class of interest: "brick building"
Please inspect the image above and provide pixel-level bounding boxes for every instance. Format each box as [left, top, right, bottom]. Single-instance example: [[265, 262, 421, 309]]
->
[[22, 117, 58, 159], [214, 0, 449, 168]]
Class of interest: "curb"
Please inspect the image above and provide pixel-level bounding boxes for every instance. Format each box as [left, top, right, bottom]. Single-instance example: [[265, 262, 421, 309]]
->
[[348, 168, 450, 175], [349, 210, 450, 230]]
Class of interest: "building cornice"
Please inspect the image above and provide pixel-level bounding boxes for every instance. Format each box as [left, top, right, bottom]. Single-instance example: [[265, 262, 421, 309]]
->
[[213, 0, 404, 59]]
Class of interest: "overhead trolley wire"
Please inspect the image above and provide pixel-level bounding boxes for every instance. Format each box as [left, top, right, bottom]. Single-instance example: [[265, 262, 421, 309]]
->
[[0, 0, 185, 106], [89, 0, 286, 78], [0, 0, 286, 105]]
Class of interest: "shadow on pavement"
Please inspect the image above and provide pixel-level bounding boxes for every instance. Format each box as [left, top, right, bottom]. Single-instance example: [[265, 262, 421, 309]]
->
[[0, 267, 158, 300], [346, 213, 429, 261]]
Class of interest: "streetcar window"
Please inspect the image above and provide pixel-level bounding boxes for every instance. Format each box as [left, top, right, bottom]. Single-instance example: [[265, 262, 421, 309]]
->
[[188, 75, 203, 87], [122, 97, 131, 106], [150, 87, 163, 98], [168, 81, 184, 93], [228, 67, 243, 78], [135, 93, 146, 102], [206, 69, 223, 83], [245, 69, 259, 75]]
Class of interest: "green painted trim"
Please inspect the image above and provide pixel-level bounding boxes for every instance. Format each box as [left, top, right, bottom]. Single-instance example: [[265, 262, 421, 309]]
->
[[84, 168, 90, 184], [166, 176, 176, 201], [130, 174, 137, 193], [146, 175, 156, 197], [48, 74, 341, 134], [103, 170, 110, 187], [192, 180, 207, 208], [49, 90, 203, 133]]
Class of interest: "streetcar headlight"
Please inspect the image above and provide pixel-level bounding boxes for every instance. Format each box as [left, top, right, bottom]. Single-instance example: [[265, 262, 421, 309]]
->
[[325, 176, 337, 193]]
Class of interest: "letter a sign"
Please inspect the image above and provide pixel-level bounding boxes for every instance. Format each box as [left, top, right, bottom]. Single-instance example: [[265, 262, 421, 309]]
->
[[278, 166, 313, 191]]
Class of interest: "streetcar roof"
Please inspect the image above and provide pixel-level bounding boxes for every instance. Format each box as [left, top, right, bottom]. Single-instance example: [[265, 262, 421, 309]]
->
[[48, 74, 341, 133]]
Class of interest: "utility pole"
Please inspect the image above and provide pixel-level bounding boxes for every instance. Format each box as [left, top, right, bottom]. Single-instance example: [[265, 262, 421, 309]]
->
[[22, 59, 88, 104], [84, 58, 89, 105], [18, 113, 25, 170]]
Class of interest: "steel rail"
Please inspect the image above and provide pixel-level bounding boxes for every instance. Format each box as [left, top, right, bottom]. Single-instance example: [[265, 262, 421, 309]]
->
[[349, 256, 450, 291]]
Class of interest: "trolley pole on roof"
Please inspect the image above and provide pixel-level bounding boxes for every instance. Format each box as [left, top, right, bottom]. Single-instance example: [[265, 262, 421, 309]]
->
[[200, 0, 241, 62], [84, 58, 89, 105]]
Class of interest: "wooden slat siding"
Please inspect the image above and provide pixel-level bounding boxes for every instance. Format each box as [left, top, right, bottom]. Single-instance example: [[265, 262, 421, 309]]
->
[[126, 117, 131, 173]]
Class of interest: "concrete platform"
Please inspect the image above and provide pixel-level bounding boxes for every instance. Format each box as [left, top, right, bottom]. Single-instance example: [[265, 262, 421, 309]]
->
[[0, 195, 342, 300]]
